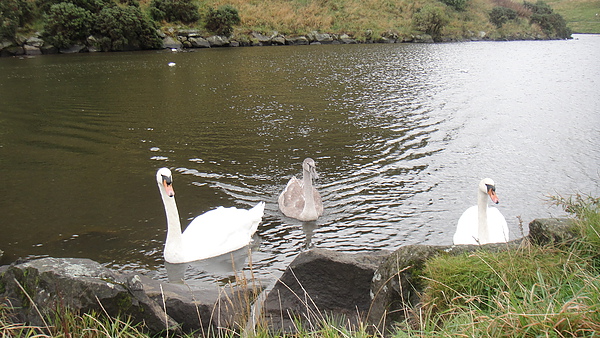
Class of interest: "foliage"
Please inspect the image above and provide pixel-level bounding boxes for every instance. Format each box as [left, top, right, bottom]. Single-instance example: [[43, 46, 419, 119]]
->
[[0, 0, 34, 39], [148, 0, 200, 24], [36, 0, 112, 14], [489, 6, 518, 28], [549, 193, 600, 267], [439, 0, 468, 11], [1, 302, 147, 337], [524, 0, 554, 14], [395, 193, 600, 337], [42, 2, 94, 48], [204, 5, 241, 37], [524, 0, 572, 38], [413, 4, 449, 41], [94, 5, 162, 51]]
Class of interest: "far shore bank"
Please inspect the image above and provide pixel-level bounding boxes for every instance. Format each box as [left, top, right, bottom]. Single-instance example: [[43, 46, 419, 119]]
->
[[0, 29, 576, 58]]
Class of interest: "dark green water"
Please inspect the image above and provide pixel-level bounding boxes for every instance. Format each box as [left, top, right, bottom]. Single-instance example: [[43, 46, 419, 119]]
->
[[1, 35, 598, 287]]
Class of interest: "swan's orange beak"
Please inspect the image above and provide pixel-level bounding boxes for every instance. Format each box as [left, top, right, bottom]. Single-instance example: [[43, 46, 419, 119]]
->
[[163, 178, 175, 197], [487, 186, 499, 204]]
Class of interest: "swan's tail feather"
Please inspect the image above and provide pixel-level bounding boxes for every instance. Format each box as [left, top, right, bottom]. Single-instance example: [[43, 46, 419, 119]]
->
[[248, 201, 266, 235], [250, 201, 266, 216]]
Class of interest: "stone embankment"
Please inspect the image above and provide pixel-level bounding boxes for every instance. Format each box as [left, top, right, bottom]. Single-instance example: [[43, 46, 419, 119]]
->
[[1, 29, 475, 57], [0, 218, 577, 334]]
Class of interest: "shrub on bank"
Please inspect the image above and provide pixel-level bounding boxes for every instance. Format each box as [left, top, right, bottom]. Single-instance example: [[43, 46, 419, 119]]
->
[[0, 0, 34, 39], [489, 6, 518, 28], [413, 4, 450, 41], [39, 0, 162, 51], [43, 2, 94, 48], [440, 0, 468, 12], [148, 0, 200, 24], [95, 5, 162, 51], [524, 0, 572, 38], [36, 0, 112, 14], [204, 5, 241, 37]]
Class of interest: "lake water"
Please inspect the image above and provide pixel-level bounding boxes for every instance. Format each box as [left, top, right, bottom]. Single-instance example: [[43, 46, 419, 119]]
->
[[1, 34, 598, 289]]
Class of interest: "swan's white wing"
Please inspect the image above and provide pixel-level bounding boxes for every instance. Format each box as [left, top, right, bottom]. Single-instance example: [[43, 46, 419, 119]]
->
[[278, 177, 305, 219], [179, 202, 265, 261], [486, 206, 509, 243], [453, 205, 479, 245], [313, 187, 323, 217]]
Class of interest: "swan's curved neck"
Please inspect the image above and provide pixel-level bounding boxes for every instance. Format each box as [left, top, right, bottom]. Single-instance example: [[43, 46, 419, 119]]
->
[[160, 189, 183, 248], [477, 189, 489, 243], [300, 168, 317, 219]]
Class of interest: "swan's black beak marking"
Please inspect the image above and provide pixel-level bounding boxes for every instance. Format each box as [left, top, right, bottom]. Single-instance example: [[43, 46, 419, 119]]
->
[[486, 184, 499, 204], [162, 175, 175, 197]]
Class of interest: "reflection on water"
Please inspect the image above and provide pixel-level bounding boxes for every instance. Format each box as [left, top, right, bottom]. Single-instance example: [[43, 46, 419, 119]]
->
[[0, 35, 599, 288]]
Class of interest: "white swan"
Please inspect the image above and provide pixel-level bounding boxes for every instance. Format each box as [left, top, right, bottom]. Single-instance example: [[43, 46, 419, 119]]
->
[[278, 158, 323, 221], [156, 167, 265, 263], [453, 178, 509, 245]]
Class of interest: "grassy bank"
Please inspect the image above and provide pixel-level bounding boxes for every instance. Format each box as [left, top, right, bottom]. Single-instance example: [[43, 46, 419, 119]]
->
[[156, 0, 574, 40], [2, 193, 598, 337], [547, 0, 600, 33], [1, 0, 575, 55]]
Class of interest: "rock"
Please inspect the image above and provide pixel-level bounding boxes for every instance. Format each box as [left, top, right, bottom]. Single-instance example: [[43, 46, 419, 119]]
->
[[177, 29, 202, 38], [312, 32, 334, 44], [162, 36, 182, 50], [207, 35, 230, 47], [1, 46, 25, 57], [339, 34, 357, 44], [271, 35, 286, 45], [285, 36, 310, 45], [86, 35, 101, 52], [59, 45, 86, 54], [528, 218, 578, 245], [377, 36, 394, 44], [251, 32, 272, 45], [413, 34, 434, 43], [262, 248, 390, 332], [25, 36, 44, 48], [23, 45, 42, 55], [40, 44, 59, 55], [0, 257, 179, 335], [189, 36, 211, 48], [1, 39, 13, 50], [142, 275, 263, 334]]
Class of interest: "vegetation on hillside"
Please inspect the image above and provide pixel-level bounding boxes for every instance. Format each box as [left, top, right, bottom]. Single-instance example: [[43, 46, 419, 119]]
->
[[0, 0, 574, 51]]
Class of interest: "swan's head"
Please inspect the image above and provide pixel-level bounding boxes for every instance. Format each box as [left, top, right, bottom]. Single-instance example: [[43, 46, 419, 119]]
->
[[479, 178, 499, 204], [303, 158, 319, 180], [156, 167, 175, 197]]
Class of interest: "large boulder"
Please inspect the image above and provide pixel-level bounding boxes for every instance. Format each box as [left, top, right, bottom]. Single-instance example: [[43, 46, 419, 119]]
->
[[0, 257, 179, 334], [207, 35, 230, 47], [162, 36, 182, 50], [285, 36, 310, 45], [189, 36, 211, 48], [528, 218, 578, 245], [142, 275, 263, 334], [251, 32, 272, 45], [0, 257, 263, 334], [262, 248, 390, 332]]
